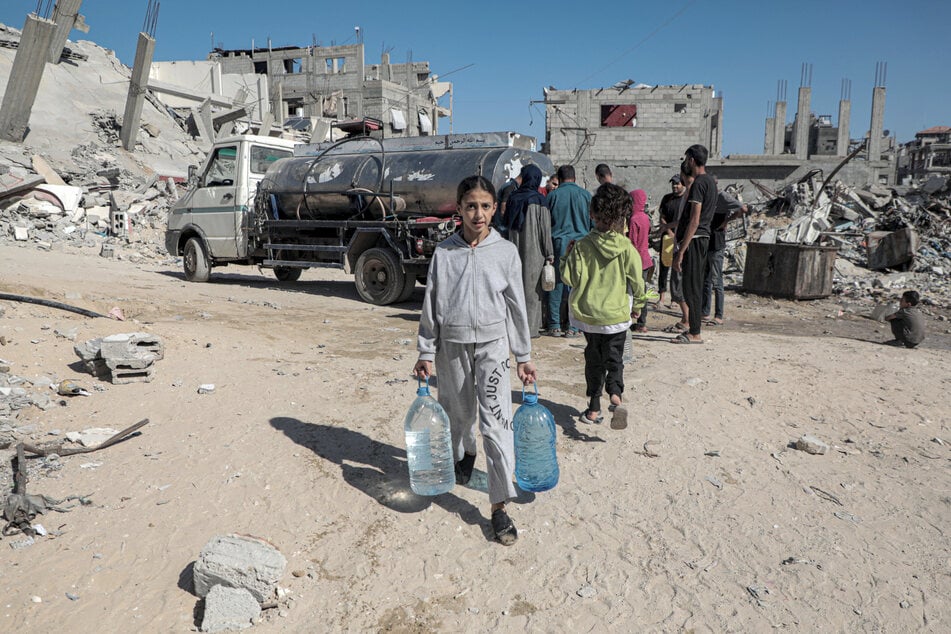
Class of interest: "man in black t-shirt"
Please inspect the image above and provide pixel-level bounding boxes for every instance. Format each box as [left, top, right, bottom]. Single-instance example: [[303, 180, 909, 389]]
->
[[656, 174, 685, 307], [671, 144, 716, 343]]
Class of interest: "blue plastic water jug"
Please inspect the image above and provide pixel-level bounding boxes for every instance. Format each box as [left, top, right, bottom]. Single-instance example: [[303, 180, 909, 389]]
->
[[513, 383, 559, 492], [404, 377, 454, 496]]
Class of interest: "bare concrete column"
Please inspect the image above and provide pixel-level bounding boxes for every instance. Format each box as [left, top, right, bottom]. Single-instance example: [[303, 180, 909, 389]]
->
[[772, 102, 786, 154], [0, 14, 55, 142], [48, 0, 83, 63], [836, 99, 851, 156], [120, 32, 156, 151], [793, 87, 811, 159], [868, 86, 886, 161], [764, 116, 775, 154]]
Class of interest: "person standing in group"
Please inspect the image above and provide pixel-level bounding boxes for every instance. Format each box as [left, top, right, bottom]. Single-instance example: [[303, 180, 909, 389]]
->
[[493, 172, 521, 239], [561, 182, 646, 430], [595, 163, 614, 186], [656, 174, 686, 307], [628, 189, 653, 333], [413, 175, 538, 546], [544, 164, 592, 338], [545, 174, 559, 195], [662, 162, 693, 334], [671, 145, 716, 344], [702, 179, 748, 326], [506, 164, 554, 338]]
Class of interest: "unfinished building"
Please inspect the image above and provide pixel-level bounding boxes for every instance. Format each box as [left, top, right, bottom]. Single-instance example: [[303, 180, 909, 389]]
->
[[544, 83, 722, 195]]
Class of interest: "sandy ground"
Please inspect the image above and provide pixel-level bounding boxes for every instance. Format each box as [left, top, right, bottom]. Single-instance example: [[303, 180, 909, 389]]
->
[[0, 243, 949, 633]]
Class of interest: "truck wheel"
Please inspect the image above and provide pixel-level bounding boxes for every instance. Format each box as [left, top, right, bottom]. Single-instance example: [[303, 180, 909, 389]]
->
[[274, 267, 302, 282], [355, 248, 406, 305], [397, 274, 416, 302], [183, 237, 210, 282]]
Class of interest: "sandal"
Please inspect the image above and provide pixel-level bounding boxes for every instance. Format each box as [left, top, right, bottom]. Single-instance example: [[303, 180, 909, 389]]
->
[[564, 328, 580, 338], [492, 508, 518, 546], [662, 322, 687, 333], [543, 328, 564, 337], [670, 332, 703, 344], [610, 405, 629, 430], [455, 453, 476, 485], [632, 325, 649, 333], [580, 409, 604, 424], [704, 318, 723, 326]]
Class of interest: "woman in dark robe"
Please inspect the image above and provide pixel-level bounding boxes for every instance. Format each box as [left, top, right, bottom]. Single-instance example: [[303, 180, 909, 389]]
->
[[505, 164, 554, 338]]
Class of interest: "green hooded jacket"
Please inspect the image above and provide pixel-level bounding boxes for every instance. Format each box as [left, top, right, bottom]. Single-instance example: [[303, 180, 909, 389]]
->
[[560, 229, 646, 326]]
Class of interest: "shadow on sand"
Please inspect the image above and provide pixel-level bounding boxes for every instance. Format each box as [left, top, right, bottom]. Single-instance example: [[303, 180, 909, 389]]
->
[[270, 416, 536, 542]]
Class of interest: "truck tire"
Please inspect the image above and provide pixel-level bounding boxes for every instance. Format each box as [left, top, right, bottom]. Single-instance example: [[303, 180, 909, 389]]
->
[[273, 266, 302, 282], [397, 274, 416, 302], [183, 237, 210, 282], [355, 247, 406, 305]]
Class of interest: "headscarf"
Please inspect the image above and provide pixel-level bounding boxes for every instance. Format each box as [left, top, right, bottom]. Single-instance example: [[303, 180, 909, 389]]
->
[[505, 164, 545, 232], [628, 189, 647, 235]]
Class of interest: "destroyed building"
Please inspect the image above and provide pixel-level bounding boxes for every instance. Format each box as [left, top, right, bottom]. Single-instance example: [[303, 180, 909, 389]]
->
[[898, 125, 951, 183], [150, 42, 452, 142], [543, 82, 722, 198]]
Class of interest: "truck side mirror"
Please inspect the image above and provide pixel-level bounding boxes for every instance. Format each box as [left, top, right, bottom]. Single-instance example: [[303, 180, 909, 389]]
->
[[187, 164, 198, 188]]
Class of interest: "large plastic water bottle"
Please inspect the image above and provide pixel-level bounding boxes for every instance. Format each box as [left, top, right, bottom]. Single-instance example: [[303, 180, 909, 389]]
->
[[513, 383, 559, 492], [404, 377, 454, 496]]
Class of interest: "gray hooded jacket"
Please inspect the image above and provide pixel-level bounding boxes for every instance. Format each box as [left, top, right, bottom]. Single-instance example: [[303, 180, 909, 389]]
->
[[417, 229, 532, 363]]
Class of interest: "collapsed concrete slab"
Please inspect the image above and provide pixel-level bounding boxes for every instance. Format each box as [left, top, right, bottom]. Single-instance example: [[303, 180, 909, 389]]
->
[[193, 534, 286, 604], [200, 585, 261, 633]]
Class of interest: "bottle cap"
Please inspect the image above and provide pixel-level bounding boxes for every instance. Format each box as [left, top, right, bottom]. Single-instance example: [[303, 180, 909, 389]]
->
[[416, 376, 431, 396], [522, 383, 539, 405]]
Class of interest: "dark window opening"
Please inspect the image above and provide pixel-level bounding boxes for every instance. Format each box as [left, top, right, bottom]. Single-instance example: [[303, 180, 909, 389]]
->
[[601, 104, 636, 127], [674, 103, 687, 113]]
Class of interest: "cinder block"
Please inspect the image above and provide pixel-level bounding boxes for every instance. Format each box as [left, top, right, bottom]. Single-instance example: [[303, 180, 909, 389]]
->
[[104, 353, 156, 370], [100, 332, 165, 360], [109, 365, 155, 384]]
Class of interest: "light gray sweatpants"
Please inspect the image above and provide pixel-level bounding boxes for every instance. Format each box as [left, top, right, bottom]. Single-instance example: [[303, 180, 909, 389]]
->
[[436, 337, 517, 505]]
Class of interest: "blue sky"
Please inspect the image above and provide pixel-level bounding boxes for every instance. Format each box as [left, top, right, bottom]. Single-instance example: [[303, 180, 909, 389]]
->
[[2, 0, 948, 155]]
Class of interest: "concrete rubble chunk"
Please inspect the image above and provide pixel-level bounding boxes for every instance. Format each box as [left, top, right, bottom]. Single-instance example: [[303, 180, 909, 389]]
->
[[200, 585, 261, 633], [193, 534, 287, 604], [74, 333, 164, 384], [795, 434, 829, 455], [99, 332, 165, 361]]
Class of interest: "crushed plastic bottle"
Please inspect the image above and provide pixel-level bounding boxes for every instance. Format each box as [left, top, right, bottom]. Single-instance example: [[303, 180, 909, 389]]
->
[[404, 377, 454, 496], [513, 383, 559, 492]]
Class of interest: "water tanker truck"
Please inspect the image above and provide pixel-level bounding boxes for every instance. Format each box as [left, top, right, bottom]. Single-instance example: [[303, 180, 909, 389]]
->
[[165, 132, 553, 304]]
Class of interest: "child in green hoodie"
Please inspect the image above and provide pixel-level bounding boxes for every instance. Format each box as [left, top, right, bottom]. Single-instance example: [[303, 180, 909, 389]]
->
[[561, 183, 646, 430]]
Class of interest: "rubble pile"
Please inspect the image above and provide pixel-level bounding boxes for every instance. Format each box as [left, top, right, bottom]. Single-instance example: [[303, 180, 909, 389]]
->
[[0, 21, 205, 265], [743, 173, 951, 307]]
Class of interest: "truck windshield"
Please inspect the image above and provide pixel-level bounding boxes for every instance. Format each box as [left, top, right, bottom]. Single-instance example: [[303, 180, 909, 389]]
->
[[203, 146, 237, 187], [250, 145, 293, 174]]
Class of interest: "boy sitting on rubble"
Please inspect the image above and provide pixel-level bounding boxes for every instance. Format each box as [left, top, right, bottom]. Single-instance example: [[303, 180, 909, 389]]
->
[[884, 290, 926, 349]]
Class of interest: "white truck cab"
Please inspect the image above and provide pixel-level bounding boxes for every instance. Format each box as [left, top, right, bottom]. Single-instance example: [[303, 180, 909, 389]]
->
[[165, 135, 296, 281]]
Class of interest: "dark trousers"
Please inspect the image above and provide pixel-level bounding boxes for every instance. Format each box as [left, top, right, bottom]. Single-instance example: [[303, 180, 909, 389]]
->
[[658, 262, 669, 295], [682, 237, 709, 336], [890, 320, 919, 348], [701, 248, 725, 319], [635, 265, 654, 327], [582, 330, 627, 412]]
